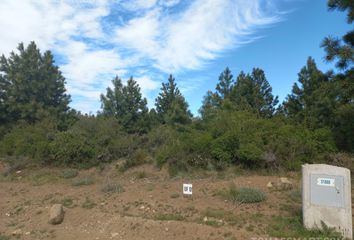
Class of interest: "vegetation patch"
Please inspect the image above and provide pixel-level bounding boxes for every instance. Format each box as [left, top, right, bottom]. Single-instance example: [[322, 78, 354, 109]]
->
[[219, 185, 266, 204], [0, 235, 11, 240], [155, 213, 185, 221], [72, 176, 94, 186], [81, 197, 96, 209], [268, 208, 342, 238], [101, 183, 124, 193], [61, 169, 78, 179], [29, 171, 59, 186], [170, 193, 180, 198]]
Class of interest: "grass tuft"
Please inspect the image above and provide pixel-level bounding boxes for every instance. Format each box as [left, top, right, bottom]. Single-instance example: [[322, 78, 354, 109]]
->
[[81, 197, 96, 209], [61, 169, 78, 179], [220, 185, 266, 204], [101, 183, 124, 193], [155, 213, 185, 221], [72, 176, 94, 186]]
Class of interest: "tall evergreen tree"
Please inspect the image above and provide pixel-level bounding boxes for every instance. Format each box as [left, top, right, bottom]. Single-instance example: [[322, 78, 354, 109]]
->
[[199, 90, 220, 119], [100, 76, 148, 132], [216, 67, 234, 99], [155, 74, 191, 124], [231, 68, 278, 117], [0, 42, 70, 124], [282, 57, 331, 127]]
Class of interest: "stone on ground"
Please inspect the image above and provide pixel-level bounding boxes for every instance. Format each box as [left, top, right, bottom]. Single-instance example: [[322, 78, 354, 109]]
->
[[48, 204, 65, 225]]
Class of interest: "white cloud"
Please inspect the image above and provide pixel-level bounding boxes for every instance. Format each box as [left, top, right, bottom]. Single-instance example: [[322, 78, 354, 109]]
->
[[114, 0, 281, 73], [0, 0, 283, 113], [121, 0, 158, 11], [158, 0, 181, 7]]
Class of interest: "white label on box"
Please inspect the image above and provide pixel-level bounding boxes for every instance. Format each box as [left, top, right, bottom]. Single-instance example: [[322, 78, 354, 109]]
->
[[183, 184, 192, 195], [317, 178, 335, 187]]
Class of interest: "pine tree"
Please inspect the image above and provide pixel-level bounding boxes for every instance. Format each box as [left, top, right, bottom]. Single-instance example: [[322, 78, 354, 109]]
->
[[321, 0, 354, 70], [283, 57, 330, 127], [231, 69, 278, 117], [199, 90, 220, 119], [216, 67, 234, 99], [100, 76, 148, 132], [155, 74, 191, 124], [0, 42, 70, 124]]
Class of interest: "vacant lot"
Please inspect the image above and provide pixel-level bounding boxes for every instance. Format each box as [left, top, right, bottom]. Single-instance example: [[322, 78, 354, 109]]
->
[[0, 162, 352, 240]]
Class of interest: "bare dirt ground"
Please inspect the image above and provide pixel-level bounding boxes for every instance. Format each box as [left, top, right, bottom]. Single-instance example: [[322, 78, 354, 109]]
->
[[0, 162, 353, 240]]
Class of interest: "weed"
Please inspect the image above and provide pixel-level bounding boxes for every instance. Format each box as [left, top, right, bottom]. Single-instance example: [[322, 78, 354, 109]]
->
[[0, 235, 11, 240], [155, 213, 185, 221], [135, 171, 147, 179], [72, 176, 94, 186], [170, 193, 180, 198], [288, 189, 302, 203], [101, 183, 124, 193], [61, 169, 78, 179], [61, 197, 75, 208], [205, 220, 221, 227], [30, 171, 58, 186], [119, 149, 149, 171], [220, 185, 266, 203], [268, 208, 342, 238], [81, 197, 96, 209]]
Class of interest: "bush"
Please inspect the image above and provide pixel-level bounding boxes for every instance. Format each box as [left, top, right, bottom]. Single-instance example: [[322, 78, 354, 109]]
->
[[72, 176, 94, 186], [49, 117, 134, 167], [61, 169, 78, 179], [120, 149, 149, 171], [81, 197, 96, 209], [49, 130, 96, 167], [222, 185, 266, 204], [101, 182, 124, 193], [0, 119, 57, 162]]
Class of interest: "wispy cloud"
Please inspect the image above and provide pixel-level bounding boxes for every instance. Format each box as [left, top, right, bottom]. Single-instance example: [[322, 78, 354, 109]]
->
[[0, 0, 283, 113]]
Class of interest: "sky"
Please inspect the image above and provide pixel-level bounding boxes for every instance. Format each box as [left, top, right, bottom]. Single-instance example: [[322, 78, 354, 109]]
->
[[0, 0, 351, 115]]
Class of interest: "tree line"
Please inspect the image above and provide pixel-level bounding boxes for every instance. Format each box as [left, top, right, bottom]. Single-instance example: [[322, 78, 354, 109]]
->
[[0, 0, 352, 173]]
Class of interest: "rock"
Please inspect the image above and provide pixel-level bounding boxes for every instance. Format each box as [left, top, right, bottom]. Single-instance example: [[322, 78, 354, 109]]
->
[[12, 229, 22, 236], [48, 204, 65, 225], [111, 232, 119, 238], [203, 216, 208, 222], [268, 178, 293, 191], [279, 177, 293, 190]]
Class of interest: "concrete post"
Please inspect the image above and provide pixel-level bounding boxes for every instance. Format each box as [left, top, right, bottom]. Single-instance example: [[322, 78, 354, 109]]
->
[[302, 164, 352, 239]]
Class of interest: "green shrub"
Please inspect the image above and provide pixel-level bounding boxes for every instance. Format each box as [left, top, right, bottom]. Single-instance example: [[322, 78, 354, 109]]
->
[[81, 197, 96, 209], [170, 193, 180, 198], [49, 130, 96, 167], [155, 213, 185, 221], [120, 149, 149, 171], [61, 169, 78, 179], [49, 117, 134, 168], [101, 183, 124, 193], [0, 119, 57, 162], [233, 187, 266, 203], [72, 176, 94, 186], [0, 234, 11, 240], [268, 208, 342, 238], [222, 185, 266, 204]]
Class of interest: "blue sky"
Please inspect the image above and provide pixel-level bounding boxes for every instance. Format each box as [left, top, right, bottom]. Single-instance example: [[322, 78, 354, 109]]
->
[[0, 0, 350, 115]]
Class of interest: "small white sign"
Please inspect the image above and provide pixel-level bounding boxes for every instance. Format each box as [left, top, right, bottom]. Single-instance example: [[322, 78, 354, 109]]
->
[[183, 183, 192, 195], [317, 178, 335, 187]]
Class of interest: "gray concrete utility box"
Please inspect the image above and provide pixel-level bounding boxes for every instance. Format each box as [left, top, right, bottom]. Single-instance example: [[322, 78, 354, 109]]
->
[[302, 164, 352, 239]]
